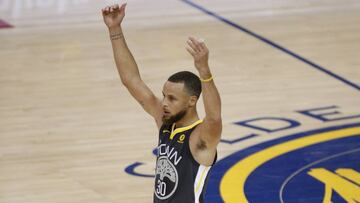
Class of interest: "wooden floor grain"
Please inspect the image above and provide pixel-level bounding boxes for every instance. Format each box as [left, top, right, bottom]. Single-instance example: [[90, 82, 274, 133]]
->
[[0, 0, 359, 202]]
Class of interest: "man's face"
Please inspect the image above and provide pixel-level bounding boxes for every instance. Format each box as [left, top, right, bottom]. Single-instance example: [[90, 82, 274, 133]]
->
[[161, 81, 190, 125]]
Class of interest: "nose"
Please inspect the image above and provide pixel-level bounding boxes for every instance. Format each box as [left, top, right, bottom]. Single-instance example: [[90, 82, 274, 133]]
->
[[162, 103, 169, 110], [161, 97, 168, 108]]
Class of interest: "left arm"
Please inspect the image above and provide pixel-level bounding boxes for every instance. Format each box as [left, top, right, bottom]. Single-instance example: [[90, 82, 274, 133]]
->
[[186, 37, 222, 149]]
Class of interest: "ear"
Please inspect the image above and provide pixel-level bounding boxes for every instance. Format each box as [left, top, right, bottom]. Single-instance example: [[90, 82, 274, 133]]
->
[[188, 95, 198, 107]]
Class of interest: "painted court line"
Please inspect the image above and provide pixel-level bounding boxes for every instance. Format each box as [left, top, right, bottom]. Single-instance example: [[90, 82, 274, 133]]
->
[[180, 0, 360, 92]]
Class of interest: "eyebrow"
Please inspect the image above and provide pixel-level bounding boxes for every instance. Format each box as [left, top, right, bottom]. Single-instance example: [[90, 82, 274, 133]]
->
[[162, 92, 177, 98]]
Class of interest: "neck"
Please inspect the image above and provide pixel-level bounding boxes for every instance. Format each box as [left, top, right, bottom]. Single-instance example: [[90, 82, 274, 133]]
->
[[174, 109, 199, 128]]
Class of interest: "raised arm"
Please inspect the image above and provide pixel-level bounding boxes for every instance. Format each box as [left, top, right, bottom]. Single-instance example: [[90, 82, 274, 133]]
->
[[186, 37, 222, 165], [102, 4, 163, 128]]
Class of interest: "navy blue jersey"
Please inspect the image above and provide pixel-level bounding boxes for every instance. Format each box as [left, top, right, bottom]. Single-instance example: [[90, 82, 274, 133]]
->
[[154, 120, 216, 203]]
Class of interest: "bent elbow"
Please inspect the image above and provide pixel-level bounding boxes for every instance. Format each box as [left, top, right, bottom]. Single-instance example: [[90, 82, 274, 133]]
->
[[121, 77, 130, 86]]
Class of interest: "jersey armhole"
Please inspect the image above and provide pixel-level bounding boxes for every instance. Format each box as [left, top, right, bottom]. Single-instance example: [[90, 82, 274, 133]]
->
[[188, 126, 218, 167]]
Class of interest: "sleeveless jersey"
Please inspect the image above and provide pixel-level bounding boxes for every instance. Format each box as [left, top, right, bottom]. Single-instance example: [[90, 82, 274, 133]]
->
[[153, 120, 216, 203]]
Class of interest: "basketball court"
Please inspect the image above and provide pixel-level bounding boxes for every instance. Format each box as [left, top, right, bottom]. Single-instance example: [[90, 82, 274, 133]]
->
[[0, 0, 359, 202]]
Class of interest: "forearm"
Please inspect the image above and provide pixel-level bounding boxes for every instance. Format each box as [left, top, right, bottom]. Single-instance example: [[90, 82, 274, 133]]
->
[[199, 68, 222, 121], [108, 26, 141, 84]]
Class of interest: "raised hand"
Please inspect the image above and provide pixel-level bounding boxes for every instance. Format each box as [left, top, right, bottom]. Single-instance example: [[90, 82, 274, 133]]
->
[[102, 3, 127, 29], [186, 37, 210, 71]]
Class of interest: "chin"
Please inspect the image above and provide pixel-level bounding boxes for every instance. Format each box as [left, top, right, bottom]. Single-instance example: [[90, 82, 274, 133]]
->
[[162, 118, 171, 125], [161, 109, 187, 126]]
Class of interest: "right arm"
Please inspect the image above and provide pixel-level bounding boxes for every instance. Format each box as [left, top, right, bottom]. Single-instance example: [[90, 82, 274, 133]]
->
[[102, 4, 163, 128]]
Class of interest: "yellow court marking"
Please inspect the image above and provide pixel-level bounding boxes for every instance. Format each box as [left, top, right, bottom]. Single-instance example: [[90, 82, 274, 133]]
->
[[220, 126, 360, 203], [308, 168, 360, 203], [336, 168, 360, 185]]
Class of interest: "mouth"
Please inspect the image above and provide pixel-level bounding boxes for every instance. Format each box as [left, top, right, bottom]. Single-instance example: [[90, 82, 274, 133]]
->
[[163, 109, 171, 116]]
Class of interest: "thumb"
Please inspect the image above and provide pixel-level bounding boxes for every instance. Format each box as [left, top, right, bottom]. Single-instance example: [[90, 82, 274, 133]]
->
[[120, 3, 127, 13]]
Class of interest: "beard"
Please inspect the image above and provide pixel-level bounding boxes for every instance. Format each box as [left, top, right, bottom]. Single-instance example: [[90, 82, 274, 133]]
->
[[162, 109, 187, 126]]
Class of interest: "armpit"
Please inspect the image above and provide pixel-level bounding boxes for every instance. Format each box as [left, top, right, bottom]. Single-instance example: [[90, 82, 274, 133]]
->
[[196, 138, 207, 150]]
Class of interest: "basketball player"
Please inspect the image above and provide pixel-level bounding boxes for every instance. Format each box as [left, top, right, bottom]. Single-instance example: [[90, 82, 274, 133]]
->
[[102, 3, 222, 203]]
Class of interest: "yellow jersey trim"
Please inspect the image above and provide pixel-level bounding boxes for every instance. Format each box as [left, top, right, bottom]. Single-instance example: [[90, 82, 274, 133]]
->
[[169, 120, 203, 140]]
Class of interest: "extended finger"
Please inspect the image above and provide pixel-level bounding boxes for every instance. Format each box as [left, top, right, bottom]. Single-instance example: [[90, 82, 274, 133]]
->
[[186, 46, 196, 56], [187, 39, 199, 52], [198, 38, 207, 50], [189, 36, 202, 51]]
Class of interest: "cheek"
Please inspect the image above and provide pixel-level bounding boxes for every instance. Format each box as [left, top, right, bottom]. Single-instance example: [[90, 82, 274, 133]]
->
[[174, 101, 188, 112], [163, 97, 187, 112], [168, 101, 181, 111]]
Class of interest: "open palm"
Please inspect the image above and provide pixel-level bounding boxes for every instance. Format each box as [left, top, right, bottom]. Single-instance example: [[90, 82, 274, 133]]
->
[[102, 3, 126, 28]]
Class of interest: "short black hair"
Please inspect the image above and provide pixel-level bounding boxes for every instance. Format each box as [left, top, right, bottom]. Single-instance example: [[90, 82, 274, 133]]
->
[[167, 71, 202, 98]]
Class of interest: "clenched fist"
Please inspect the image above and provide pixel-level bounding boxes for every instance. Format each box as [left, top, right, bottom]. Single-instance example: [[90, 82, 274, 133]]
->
[[102, 3, 127, 29]]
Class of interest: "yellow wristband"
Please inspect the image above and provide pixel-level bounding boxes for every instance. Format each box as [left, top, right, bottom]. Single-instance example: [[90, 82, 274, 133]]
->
[[200, 75, 213, 82]]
